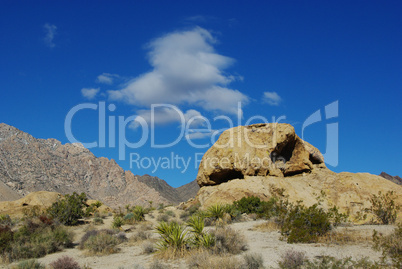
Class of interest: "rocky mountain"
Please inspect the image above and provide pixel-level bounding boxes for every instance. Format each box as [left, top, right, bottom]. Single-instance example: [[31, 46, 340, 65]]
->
[[379, 172, 402, 185], [137, 175, 199, 204], [0, 123, 198, 207], [191, 123, 402, 221]]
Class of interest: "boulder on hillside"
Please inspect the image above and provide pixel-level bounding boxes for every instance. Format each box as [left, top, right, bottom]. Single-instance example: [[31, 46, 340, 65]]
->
[[196, 123, 326, 187]]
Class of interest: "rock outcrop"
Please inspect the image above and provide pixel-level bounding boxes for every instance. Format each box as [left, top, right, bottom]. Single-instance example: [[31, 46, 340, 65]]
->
[[197, 123, 326, 187], [192, 123, 402, 221], [0, 123, 195, 207]]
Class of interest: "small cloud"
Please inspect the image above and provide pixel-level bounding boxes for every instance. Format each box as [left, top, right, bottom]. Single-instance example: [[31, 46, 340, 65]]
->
[[43, 23, 57, 48], [130, 106, 207, 129], [96, 73, 120, 84], [81, 88, 100, 100], [185, 130, 216, 140], [263, 91, 282, 106], [108, 27, 248, 115]]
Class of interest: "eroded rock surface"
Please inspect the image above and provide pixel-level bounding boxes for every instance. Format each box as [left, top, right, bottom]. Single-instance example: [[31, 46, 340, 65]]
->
[[196, 123, 326, 187]]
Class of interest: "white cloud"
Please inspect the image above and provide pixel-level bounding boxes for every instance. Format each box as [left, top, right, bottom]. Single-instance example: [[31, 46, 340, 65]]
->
[[130, 106, 207, 129], [96, 73, 119, 84], [108, 27, 248, 115], [185, 130, 216, 140], [263, 91, 282, 106], [81, 88, 100, 100], [43, 23, 57, 48]]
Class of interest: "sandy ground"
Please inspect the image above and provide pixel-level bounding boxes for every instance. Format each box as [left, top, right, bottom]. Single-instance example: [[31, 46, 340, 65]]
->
[[1, 208, 396, 269]]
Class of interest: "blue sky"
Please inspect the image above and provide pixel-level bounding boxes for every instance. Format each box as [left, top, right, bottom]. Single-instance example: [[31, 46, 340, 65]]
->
[[1, 1, 401, 187]]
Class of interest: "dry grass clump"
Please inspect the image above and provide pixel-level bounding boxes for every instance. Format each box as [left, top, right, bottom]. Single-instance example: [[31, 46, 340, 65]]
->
[[317, 228, 372, 245], [130, 223, 153, 244], [187, 251, 263, 269], [278, 249, 306, 269], [212, 226, 248, 255], [49, 255, 81, 269], [79, 229, 126, 255], [187, 252, 242, 269], [253, 220, 281, 232]]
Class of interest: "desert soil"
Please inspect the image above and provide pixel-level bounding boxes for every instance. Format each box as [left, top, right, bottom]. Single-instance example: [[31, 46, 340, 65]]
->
[[1, 207, 395, 269]]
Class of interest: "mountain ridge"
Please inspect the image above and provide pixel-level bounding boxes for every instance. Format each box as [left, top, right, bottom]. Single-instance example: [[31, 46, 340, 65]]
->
[[0, 123, 198, 207]]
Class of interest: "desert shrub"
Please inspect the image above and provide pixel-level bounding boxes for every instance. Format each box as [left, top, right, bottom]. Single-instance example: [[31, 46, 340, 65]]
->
[[369, 191, 400, 224], [16, 259, 45, 269], [130, 230, 150, 243], [10, 222, 73, 260], [233, 196, 265, 214], [49, 255, 81, 269], [373, 224, 402, 268], [187, 252, 242, 269], [0, 225, 13, 254], [142, 242, 155, 254], [179, 211, 190, 221], [327, 206, 349, 226], [93, 201, 102, 208], [242, 252, 264, 269], [0, 214, 14, 227], [81, 230, 124, 255], [93, 217, 104, 225], [187, 203, 201, 215], [22, 206, 43, 219], [157, 214, 170, 222], [112, 216, 124, 229], [155, 221, 188, 256], [212, 226, 247, 254], [278, 249, 306, 269], [280, 203, 331, 243], [165, 210, 175, 217], [149, 260, 171, 269], [303, 256, 380, 269], [47, 192, 88, 226]]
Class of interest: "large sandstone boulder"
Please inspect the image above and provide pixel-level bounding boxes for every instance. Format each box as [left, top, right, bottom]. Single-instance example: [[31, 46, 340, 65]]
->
[[196, 123, 326, 187], [191, 123, 402, 223]]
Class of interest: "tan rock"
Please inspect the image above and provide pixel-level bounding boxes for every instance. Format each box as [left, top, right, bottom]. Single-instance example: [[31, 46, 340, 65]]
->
[[196, 123, 325, 186], [0, 191, 61, 217], [194, 170, 402, 221]]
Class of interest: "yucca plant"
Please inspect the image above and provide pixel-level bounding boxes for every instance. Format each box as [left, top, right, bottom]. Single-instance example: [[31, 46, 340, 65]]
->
[[199, 232, 215, 249], [187, 215, 205, 247], [155, 221, 188, 255], [207, 204, 226, 221], [133, 206, 145, 221]]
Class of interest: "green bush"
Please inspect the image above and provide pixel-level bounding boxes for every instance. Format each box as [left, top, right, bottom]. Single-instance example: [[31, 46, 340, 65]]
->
[[369, 191, 400, 224], [10, 221, 73, 260], [47, 192, 88, 226], [0, 225, 13, 254], [233, 196, 264, 214], [281, 203, 331, 243]]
